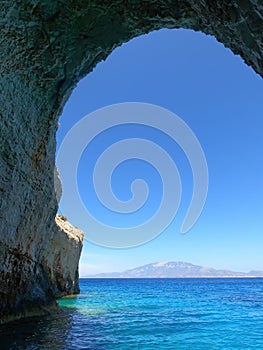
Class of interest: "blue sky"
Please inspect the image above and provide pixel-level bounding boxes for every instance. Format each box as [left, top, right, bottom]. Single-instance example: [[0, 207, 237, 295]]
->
[[56, 28, 263, 276]]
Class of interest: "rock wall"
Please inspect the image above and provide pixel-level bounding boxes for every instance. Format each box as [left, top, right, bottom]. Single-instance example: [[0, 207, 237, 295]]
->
[[0, 0, 262, 323], [0, 214, 83, 324]]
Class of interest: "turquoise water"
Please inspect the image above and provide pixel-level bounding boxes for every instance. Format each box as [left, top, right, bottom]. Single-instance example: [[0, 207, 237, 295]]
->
[[1, 278, 263, 349]]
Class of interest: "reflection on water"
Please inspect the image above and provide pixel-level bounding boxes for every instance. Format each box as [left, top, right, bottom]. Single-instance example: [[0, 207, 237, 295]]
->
[[1, 278, 263, 350], [0, 310, 72, 350], [0, 307, 108, 350]]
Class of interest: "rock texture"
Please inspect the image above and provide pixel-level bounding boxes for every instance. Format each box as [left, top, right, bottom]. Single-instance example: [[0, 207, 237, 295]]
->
[[0, 214, 83, 324], [53, 214, 84, 297], [0, 1, 262, 323]]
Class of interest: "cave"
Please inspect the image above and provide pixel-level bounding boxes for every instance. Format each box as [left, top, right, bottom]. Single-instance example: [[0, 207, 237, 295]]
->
[[0, 1, 262, 323]]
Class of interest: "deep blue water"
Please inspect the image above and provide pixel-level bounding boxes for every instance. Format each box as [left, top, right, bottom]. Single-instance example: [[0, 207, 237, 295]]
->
[[1, 278, 263, 349]]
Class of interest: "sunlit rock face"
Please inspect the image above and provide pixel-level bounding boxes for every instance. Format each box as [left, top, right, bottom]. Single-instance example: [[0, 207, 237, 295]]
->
[[0, 214, 83, 324], [0, 1, 262, 323]]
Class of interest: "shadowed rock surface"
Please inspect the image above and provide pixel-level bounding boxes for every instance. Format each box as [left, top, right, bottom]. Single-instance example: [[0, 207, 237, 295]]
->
[[0, 0, 262, 323], [0, 214, 83, 324]]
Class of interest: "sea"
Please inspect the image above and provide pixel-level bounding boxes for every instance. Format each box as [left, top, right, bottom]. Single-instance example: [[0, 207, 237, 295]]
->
[[1, 278, 263, 349]]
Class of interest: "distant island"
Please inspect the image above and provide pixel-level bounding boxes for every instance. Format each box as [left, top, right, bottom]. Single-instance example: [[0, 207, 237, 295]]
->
[[85, 261, 263, 278]]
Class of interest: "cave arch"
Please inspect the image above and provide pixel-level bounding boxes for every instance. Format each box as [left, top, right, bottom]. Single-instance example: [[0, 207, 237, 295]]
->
[[0, 1, 262, 323]]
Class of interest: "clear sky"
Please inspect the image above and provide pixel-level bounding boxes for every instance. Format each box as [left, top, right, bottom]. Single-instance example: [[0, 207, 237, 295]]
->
[[56, 28, 263, 276]]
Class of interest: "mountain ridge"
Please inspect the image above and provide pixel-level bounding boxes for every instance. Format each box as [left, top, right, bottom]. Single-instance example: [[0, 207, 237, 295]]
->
[[84, 261, 263, 278]]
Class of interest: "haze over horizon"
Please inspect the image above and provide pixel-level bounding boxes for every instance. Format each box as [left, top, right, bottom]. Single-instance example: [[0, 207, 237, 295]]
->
[[56, 28, 263, 277], [81, 261, 263, 278]]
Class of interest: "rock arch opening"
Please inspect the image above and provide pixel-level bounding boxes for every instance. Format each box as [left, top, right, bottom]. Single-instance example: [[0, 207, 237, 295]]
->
[[57, 27, 262, 276], [0, 1, 262, 323]]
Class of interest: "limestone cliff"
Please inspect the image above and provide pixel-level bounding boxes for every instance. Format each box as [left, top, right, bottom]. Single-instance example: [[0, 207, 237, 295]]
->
[[0, 0, 262, 324], [52, 214, 84, 297], [0, 215, 83, 324]]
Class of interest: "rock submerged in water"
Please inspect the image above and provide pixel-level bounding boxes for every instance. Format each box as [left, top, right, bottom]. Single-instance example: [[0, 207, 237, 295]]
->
[[0, 215, 83, 324]]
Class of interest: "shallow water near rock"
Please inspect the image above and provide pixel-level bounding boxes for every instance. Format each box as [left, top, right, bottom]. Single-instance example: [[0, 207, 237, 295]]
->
[[1, 278, 263, 349]]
